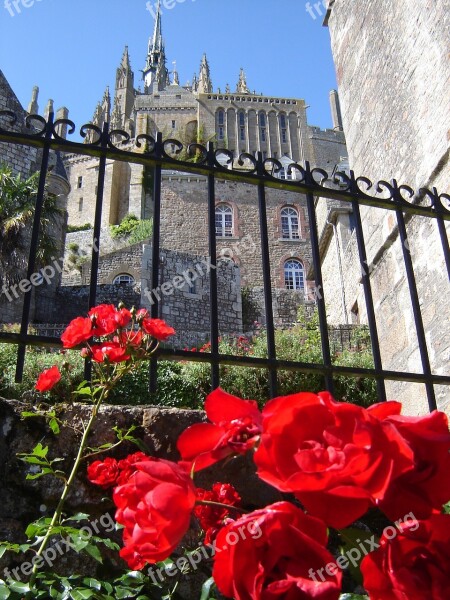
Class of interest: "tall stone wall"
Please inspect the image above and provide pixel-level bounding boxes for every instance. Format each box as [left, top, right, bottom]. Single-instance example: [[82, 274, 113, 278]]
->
[[325, 0, 450, 414]]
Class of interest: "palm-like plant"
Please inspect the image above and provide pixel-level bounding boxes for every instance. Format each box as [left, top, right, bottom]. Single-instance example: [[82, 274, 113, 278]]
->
[[0, 163, 62, 288]]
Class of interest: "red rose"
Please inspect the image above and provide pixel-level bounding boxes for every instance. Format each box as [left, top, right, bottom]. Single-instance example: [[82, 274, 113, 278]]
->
[[213, 501, 342, 600], [113, 459, 196, 569], [361, 514, 450, 600], [254, 393, 414, 528], [35, 365, 61, 392], [88, 304, 132, 337], [375, 410, 450, 521], [141, 317, 175, 341], [116, 452, 150, 485], [177, 388, 262, 472], [91, 342, 130, 363], [195, 483, 241, 542], [87, 457, 119, 489], [61, 317, 93, 348]]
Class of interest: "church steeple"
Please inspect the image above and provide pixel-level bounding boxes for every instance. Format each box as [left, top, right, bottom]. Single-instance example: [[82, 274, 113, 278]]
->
[[197, 53, 213, 94], [143, 0, 170, 91]]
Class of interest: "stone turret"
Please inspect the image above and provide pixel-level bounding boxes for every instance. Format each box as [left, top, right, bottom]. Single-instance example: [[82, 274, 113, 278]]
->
[[27, 85, 39, 115], [44, 99, 54, 121], [197, 53, 213, 94], [236, 68, 250, 94], [114, 47, 135, 128], [143, 0, 170, 91]]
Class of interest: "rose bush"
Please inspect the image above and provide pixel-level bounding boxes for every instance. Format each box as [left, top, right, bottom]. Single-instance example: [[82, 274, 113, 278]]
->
[[2, 304, 449, 600]]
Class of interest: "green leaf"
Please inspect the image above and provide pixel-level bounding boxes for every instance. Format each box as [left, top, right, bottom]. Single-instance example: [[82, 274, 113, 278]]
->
[[21, 411, 39, 418], [0, 547, 7, 559], [69, 589, 95, 600], [31, 443, 48, 458], [8, 581, 31, 594], [49, 417, 60, 435], [0, 584, 10, 600], [81, 578, 102, 591], [114, 586, 138, 599], [84, 543, 103, 563], [64, 513, 90, 523], [200, 577, 216, 600]]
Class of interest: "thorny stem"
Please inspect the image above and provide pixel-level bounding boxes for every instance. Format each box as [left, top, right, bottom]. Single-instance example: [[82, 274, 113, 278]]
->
[[195, 500, 249, 514], [28, 360, 137, 586]]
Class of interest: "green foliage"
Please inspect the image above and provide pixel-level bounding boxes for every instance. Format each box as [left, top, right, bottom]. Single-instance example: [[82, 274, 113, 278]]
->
[[0, 163, 63, 287], [0, 344, 85, 401], [110, 214, 153, 244], [67, 223, 92, 233]]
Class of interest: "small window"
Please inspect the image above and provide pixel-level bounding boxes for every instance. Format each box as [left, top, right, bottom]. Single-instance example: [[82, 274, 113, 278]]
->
[[280, 114, 287, 143], [215, 204, 233, 237], [261, 128, 266, 142], [78, 197, 83, 212], [218, 110, 225, 126], [113, 274, 135, 285], [172, 120, 176, 129], [284, 259, 305, 290], [281, 207, 300, 239], [77, 176, 83, 189], [240, 127, 245, 141], [239, 112, 245, 126], [218, 126, 224, 140]]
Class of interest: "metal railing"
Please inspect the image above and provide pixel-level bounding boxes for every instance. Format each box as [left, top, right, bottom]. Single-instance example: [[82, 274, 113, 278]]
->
[[0, 111, 449, 411]]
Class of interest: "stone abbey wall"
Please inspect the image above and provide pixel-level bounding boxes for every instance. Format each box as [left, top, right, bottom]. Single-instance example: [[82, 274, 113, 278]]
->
[[325, 0, 450, 415]]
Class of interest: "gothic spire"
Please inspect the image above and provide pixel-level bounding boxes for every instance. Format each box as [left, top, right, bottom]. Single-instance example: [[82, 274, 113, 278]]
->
[[236, 68, 250, 94], [172, 61, 180, 86], [197, 53, 213, 94], [143, 0, 169, 91]]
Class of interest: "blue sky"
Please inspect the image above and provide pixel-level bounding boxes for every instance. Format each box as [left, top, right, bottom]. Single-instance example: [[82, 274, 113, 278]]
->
[[0, 0, 336, 132]]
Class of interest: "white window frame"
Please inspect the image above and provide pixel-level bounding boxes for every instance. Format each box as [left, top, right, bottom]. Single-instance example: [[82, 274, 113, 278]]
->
[[215, 204, 233, 238], [281, 207, 300, 239], [113, 274, 135, 285], [284, 259, 305, 290]]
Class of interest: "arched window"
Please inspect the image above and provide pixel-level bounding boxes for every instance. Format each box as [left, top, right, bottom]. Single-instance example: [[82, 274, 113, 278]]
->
[[284, 259, 305, 290], [239, 111, 246, 141], [259, 112, 267, 143], [113, 274, 135, 285], [281, 207, 300, 239], [215, 204, 233, 237], [217, 109, 225, 140], [279, 113, 287, 144]]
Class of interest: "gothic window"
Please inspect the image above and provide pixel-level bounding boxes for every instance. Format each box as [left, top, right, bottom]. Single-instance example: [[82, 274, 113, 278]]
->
[[217, 110, 225, 140], [215, 204, 233, 237], [281, 207, 300, 239], [113, 274, 135, 285], [280, 114, 287, 144], [284, 259, 305, 290], [239, 111, 246, 141], [259, 112, 267, 143]]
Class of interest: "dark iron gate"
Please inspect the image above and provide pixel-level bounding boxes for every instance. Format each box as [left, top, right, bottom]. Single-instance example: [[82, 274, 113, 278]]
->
[[0, 111, 449, 411]]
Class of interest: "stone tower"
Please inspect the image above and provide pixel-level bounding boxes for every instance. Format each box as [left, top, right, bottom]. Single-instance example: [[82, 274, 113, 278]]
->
[[114, 47, 135, 131], [27, 85, 39, 114], [142, 0, 170, 92]]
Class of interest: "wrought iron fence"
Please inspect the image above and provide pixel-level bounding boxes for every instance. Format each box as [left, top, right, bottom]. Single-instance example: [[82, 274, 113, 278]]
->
[[0, 111, 449, 411]]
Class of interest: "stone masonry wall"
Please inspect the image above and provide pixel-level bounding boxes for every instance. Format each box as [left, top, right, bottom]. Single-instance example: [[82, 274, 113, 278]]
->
[[326, 0, 450, 414]]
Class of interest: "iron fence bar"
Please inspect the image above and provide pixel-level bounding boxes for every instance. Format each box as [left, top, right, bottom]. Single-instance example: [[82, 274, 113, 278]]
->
[[433, 189, 450, 279], [257, 154, 278, 398], [83, 122, 109, 382], [207, 143, 220, 389], [149, 134, 164, 394], [14, 113, 53, 383], [392, 180, 436, 411], [305, 163, 333, 392], [350, 193, 387, 401]]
